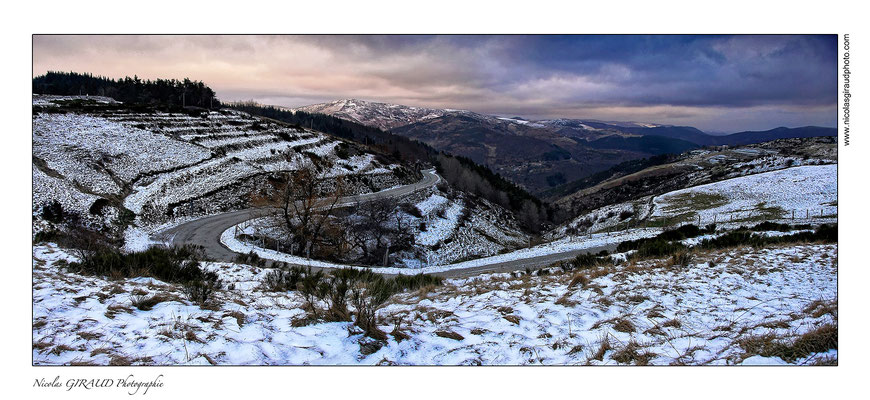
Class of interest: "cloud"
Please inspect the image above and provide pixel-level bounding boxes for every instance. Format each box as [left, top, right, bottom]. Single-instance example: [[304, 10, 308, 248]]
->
[[32, 35, 836, 132]]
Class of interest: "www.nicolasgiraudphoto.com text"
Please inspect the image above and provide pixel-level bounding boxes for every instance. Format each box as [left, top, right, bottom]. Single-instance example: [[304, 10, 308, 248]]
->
[[843, 33, 851, 146]]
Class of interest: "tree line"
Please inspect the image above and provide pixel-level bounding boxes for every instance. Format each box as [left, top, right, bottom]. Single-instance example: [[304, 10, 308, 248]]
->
[[33, 71, 220, 109]]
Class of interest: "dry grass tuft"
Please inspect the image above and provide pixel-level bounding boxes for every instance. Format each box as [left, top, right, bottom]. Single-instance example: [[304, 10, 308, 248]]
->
[[48, 344, 77, 356], [496, 306, 514, 315], [426, 309, 455, 322], [662, 318, 682, 329], [223, 310, 245, 327], [739, 323, 837, 363], [611, 341, 657, 365], [33, 341, 53, 351], [569, 274, 589, 288], [590, 336, 612, 361], [567, 344, 584, 355], [185, 330, 203, 343], [435, 330, 465, 341], [131, 292, 178, 311], [613, 319, 636, 333], [90, 347, 112, 357], [627, 294, 649, 304], [803, 298, 838, 319], [77, 331, 102, 341], [503, 315, 521, 325], [391, 326, 411, 342], [554, 293, 577, 307]]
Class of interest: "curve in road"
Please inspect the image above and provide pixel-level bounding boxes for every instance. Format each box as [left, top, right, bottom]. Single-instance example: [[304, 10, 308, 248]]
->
[[161, 168, 625, 278], [162, 169, 440, 262]]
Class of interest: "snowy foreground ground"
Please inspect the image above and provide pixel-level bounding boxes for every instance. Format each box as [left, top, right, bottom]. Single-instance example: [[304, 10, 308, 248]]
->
[[32, 243, 836, 365]]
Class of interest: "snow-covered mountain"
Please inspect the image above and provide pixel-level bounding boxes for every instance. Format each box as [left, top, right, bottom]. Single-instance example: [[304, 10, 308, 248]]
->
[[291, 99, 469, 131], [290, 98, 836, 195]]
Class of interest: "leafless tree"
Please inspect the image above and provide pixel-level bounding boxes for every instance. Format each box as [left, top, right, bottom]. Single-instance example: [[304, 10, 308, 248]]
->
[[259, 162, 346, 257]]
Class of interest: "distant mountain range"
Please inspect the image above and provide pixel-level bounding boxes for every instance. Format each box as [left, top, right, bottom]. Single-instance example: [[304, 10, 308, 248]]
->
[[292, 99, 836, 193]]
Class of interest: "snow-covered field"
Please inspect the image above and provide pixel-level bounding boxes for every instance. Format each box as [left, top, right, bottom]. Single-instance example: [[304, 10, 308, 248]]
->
[[651, 164, 837, 221], [554, 164, 837, 240], [32, 242, 837, 365]]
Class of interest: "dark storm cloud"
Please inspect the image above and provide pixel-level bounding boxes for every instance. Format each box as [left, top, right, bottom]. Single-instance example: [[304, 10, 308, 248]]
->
[[32, 35, 837, 131]]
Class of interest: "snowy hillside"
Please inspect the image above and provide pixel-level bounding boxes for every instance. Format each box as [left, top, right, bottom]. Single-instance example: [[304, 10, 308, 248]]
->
[[32, 95, 409, 244], [651, 164, 837, 222], [33, 242, 837, 365], [554, 164, 837, 238]]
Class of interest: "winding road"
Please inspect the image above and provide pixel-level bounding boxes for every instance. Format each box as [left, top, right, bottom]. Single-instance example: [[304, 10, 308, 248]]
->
[[160, 168, 617, 278]]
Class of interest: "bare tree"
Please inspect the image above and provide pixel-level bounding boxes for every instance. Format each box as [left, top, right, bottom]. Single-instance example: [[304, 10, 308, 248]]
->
[[261, 162, 346, 257], [341, 197, 417, 266]]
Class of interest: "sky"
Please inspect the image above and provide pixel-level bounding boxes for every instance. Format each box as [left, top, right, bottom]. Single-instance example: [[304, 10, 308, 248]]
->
[[32, 35, 837, 133]]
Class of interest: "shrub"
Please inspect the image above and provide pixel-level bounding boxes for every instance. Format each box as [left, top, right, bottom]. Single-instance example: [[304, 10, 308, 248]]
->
[[67, 245, 220, 305], [351, 277, 395, 341], [392, 273, 444, 291], [335, 143, 350, 160], [618, 224, 713, 253], [633, 239, 686, 259], [41, 200, 65, 223], [401, 203, 423, 218], [435, 207, 447, 219], [33, 230, 60, 244], [325, 268, 380, 322], [574, 217, 594, 231], [298, 269, 327, 319], [698, 230, 761, 249], [669, 251, 693, 267], [656, 224, 709, 241], [89, 198, 111, 216], [699, 224, 837, 249], [813, 224, 838, 242], [184, 279, 221, 305], [236, 251, 266, 267], [619, 210, 634, 221], [261, 265, 307, 292], [567, 253, 607, 270], [271, 266, 444, 338], [751, 221, 794, 232]]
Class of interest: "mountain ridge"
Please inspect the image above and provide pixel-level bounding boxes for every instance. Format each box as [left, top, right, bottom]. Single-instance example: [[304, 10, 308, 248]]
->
[[290, 98, 836, 193]]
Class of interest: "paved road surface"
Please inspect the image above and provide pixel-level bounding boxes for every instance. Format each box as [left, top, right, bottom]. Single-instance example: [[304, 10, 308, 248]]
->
[[161, 168, 618, 278], [162, 169, 440, 262]]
